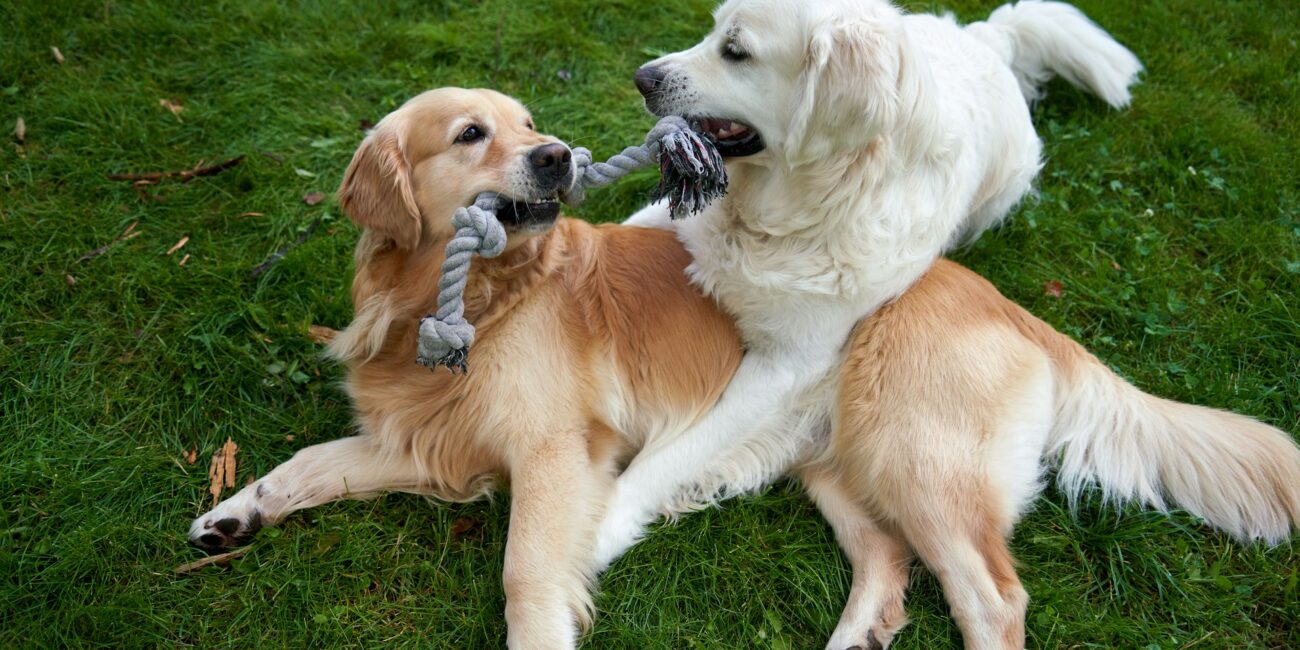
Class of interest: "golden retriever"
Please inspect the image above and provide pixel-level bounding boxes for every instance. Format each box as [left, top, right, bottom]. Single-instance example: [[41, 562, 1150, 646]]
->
[[187, 88, 741, 648]]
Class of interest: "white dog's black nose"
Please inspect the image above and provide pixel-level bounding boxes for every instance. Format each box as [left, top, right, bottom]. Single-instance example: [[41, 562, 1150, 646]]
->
[[634, 66, 667, 98], [529, 143, 572, 184]]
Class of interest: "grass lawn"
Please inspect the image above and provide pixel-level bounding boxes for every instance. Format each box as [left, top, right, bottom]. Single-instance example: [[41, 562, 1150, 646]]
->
[[2, 0, 1298, 647]]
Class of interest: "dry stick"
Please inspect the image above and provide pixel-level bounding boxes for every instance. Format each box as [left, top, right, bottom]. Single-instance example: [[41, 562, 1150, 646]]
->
[[173, 547, 250, 574], [107, 155, 245, 183], [250, 218, 322, 278], [77, 220, 139, 262]]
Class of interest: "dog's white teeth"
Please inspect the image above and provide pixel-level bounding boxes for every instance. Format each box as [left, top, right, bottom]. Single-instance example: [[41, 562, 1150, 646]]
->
[[710, 121, 750, 140]]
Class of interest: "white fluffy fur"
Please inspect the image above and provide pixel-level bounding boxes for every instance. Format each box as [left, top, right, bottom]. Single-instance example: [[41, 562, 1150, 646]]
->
[[597, 0, 1142, 567], [968, 0, 1144, 107]]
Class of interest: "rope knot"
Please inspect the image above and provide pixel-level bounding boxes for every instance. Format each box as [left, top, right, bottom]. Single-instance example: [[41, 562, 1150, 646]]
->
[[416, 193, 506, 373]]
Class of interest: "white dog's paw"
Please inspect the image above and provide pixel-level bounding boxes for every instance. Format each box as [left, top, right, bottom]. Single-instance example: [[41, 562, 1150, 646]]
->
[[593, 497, 652, 571], [187, 484, 269, 553]]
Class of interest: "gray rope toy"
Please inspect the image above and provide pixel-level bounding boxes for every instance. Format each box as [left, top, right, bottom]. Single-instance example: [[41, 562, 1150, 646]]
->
[[416, 115, 727, 374]]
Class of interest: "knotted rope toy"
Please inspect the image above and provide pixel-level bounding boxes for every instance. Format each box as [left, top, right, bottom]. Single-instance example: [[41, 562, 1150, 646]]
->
[[416, 115, 728, 373]]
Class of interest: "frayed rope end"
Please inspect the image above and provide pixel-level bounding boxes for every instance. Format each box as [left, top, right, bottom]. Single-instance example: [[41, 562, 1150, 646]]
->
[[416, 347, 469, 375], [651, 128, 728, 219]]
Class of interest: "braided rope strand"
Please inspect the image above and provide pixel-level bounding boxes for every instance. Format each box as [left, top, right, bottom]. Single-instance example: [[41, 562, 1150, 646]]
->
[[415, 192, 506, 373]]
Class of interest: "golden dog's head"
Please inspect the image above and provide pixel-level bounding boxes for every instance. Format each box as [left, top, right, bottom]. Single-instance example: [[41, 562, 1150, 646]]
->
[[339, 88, 574, 249]]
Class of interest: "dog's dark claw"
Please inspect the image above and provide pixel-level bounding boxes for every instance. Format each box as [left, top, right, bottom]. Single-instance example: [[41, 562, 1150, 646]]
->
[[196, 533, 225, 550]]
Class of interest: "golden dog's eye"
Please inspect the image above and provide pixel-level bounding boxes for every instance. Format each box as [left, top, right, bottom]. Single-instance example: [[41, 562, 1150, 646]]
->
[[456, 125, 486, 144], [722, 41, 750, 62]]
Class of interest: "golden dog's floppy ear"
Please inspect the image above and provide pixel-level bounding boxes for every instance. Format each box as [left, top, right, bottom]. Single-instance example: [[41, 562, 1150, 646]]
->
[[785, 15, 905, 168], [338, 126, 422, 248]]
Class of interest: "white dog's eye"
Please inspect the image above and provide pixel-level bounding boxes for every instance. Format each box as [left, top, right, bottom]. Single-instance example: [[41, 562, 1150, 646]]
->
[[456, 125, 487, 144], [722, 40, 750, 62]]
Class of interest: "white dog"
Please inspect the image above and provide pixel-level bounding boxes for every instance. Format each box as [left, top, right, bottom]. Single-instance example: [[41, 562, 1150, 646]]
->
[[588, 1, 1288, 648], [599, 0, 1145, 566]]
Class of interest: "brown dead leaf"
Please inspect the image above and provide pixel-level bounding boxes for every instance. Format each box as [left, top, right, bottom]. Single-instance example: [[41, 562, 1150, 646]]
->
[[51, 46, 65, 64], [450, 516, 483, 543], [165, 235, 189, 256], [284, 434, 295, 442], [1043, 280, 1063, 298], [302, 191, 326, 206], [1110, 260, 1122, 271], [307, 325, 338, 345], [14, 117, 25, 144], [65, 274, 76, 287], [158, 98, 184, 121], [178, 253, 191, 267], [184, 447, 198, 465], [207, 438, 239, 506]]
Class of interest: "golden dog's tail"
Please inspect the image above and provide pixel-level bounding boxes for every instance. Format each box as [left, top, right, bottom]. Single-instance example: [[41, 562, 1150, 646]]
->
[[1035, 326, 1300, 544], [967, 1, 1143, 108]]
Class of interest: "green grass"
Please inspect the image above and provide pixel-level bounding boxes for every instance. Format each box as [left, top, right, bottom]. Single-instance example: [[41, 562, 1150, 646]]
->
[[2, 0, 1297, 647]]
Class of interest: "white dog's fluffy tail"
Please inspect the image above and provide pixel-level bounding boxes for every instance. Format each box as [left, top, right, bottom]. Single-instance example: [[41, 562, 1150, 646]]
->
[[1043, 346, 1300, 544], [967, 0, 1143, 108]]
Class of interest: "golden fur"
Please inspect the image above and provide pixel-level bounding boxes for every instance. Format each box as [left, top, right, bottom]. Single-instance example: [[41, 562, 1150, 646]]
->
[[189, 88, 740, 649], [331, 90, 740, 644], [811, 259, 1300, 648]]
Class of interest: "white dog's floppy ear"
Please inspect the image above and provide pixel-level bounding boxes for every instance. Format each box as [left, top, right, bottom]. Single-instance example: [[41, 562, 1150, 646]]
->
[[339, 125, 422, 248], [784, 15, 903, 168]]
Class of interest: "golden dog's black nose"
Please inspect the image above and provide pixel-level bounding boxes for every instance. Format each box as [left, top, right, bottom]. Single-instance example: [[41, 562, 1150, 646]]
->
[[529, 143, 571, 173], [634, 66, 667, 98], [529, 143, 572, 188]]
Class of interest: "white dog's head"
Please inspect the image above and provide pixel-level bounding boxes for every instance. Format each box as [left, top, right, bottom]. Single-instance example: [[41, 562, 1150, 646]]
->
[[635, 0, 920, 169]]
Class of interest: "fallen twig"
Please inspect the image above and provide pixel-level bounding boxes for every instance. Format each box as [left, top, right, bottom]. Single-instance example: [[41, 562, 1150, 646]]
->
[[173, 547, 250, 574], [250, 218, 322, 278], [107, 155, 244, 183], [165, 235, 189, 256], [77, 220, 139, 262]]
